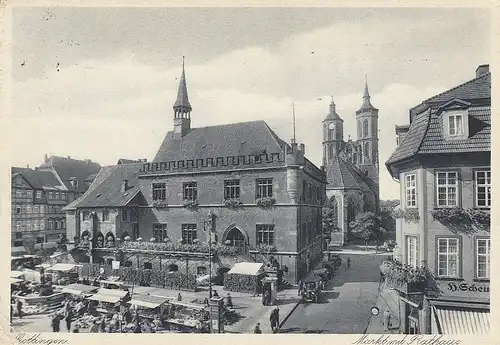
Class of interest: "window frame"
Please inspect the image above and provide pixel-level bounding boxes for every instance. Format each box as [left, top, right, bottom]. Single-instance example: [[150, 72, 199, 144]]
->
[[256, 178, 273, 199], [406, 235, 420, 268], [121, 209, 128, 222], [181, 224, 198, 244], [36, 191, 42, 199], [183, 182, 198, 201], [256, 224, 275, 245], [474, 170, 491, 209], [447, 114, 464, 136], [435, 170, 460, 208], [224, 179, 241, 200], [152, 223, 168, 242], [152, 182, 167, 201], [102, 209, 109, 222], [436, 237, 461, 278], [405, 173, 417, 208], [475, 237, 490, 280]]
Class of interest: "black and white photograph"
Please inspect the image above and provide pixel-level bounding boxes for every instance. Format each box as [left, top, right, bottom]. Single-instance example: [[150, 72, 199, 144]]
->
[[1, 1, 495, 340]]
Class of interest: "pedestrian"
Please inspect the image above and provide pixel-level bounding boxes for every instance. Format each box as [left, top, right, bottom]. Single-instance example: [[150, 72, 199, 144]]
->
[[298, 280, 303, 296], [89, 321, 99, 333], [383, 308, 391, 331], [177, 293, 182, 301], [347, 257, 351, 269], [99, 317, 106, 333], [133, 318, 142, 333], [10, 304, 13, 323], [65, 309, 73, 332], [226, 293, 233, 309], [51, 314, 61, 332], [269, 308, 277, 333], [254, 322, 262, 334], [16, 299, 23, 319], [274, 307, 280, 333]]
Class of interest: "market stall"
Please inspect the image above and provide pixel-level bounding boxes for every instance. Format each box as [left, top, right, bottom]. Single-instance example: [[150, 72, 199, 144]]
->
[[223, 262, 264, 294], [87, 288, 130, 314], [62, 283, 99, 297], [46, 263, 80, 285]]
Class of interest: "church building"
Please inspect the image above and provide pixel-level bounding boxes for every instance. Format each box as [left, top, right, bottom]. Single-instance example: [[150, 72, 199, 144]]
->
[[322, 83, 380, 246]]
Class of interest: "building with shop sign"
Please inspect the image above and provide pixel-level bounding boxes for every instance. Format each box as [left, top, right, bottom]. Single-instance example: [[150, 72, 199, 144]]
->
[[64, 62, 327, 284], [386, 64, 491, 335]]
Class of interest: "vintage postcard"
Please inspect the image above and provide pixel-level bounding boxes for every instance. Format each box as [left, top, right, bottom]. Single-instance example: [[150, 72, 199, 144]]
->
[[0, 1, 498, 344]]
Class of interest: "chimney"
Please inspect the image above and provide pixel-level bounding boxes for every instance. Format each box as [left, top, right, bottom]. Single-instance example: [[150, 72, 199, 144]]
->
[[85, 159, 91, 163], [44, 154, 48, 162], [290, 141, 298, 153], [121, 179, 129, 193], [67, 156, 71, 160], [26, 164, 30, 168], [476, 64, 489, 78], [299, 143, 305, 155]]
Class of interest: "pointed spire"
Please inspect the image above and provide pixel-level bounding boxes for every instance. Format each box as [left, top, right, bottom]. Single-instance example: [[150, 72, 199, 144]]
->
[[173, 56, 192, 115], [357, 76, 377, 113]]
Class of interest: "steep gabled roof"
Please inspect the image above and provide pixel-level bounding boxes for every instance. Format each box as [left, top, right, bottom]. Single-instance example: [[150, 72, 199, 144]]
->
[[12, 167, 65, 190], [66, 163, 144, 209], [154, 120, 286, 162], [326, 155, 372, 193], [38, 156, 102, 193]]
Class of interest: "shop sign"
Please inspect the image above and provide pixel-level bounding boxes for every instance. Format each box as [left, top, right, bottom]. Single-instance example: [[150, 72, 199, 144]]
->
[[447, 282, 489, 293]]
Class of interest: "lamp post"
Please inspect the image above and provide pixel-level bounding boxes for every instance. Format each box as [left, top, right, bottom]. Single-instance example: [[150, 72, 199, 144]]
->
[[203, 211, 214, 298]]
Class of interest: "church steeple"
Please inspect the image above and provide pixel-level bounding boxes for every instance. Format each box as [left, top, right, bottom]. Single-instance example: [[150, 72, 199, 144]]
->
[[357, 77, 377, 114], [173, 56, 192, 118], [173, 57, 191, 139]]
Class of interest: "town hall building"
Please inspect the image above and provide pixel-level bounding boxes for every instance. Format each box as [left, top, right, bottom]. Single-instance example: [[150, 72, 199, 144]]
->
[[65, 62, 327, 283]]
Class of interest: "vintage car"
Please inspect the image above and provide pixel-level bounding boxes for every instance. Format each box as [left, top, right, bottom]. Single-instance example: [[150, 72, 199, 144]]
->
[[301, 273, 322, 303], [312, 268, 329, 288]]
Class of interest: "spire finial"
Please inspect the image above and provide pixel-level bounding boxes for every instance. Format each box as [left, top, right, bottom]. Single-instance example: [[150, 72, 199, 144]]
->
[[173, 56, 192, 114], [363, 75, 370, 99]]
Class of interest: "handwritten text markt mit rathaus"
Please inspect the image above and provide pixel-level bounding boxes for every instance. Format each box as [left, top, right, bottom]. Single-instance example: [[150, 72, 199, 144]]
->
[[353, 335, 461, 345]]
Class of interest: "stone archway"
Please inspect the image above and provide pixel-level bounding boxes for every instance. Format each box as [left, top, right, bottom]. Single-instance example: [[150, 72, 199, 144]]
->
[[223, 225, 248, 254]]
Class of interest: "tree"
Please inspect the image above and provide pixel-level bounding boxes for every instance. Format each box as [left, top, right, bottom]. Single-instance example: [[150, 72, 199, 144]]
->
[[322, 207, 339, 235], [349, 212, 383, 250]]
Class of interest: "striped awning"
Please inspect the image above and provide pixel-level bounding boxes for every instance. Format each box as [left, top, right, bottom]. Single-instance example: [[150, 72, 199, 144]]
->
[[433, 306, 490, 335]]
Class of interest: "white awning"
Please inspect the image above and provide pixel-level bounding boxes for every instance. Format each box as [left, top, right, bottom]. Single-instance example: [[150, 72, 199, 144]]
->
[[433, 306, 490, 335], [129, 295, 169, 309], [11, 271, 25, 278], [97, 288, 128, 298], [88, 294, 121, 304], [47, 263, 78, 272], [227, 262, 264, 276], [11, 278, 24, 284], [62, 284, 99, 295]]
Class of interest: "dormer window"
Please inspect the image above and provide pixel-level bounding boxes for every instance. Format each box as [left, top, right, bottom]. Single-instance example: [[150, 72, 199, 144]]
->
[[448, 114, 464, 136], [440, 100, 470, 140]]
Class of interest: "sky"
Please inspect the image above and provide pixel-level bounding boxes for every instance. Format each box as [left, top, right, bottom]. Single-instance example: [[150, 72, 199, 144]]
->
[[10, 7, 491, 199]]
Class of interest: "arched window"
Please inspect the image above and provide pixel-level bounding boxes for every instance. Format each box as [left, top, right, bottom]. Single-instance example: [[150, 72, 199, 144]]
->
[[364, 142, 370, 160], [363, 119, 369, 138], [168, 264, 178, 272], [357, 120, 362, 138], [329, 196, 339, 229]]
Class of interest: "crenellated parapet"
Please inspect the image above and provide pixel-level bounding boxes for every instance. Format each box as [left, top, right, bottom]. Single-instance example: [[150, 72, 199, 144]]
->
[[139, 151, 286, 175]]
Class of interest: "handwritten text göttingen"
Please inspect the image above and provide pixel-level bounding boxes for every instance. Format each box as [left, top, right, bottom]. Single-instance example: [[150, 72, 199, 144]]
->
[[448, 282, 489, 293]]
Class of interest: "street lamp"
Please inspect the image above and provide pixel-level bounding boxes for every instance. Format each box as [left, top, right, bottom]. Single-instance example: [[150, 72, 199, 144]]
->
[[203, 211, 215, 298]]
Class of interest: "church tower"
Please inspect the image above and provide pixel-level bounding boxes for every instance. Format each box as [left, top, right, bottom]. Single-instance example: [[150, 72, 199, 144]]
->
[[322, 99, 344, 165], [355, 80, 380, 197], [173, 57, 192, 140]]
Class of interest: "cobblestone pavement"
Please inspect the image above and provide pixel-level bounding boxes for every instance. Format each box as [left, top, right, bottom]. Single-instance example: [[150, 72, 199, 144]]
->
[[280, 253, 385, 334]]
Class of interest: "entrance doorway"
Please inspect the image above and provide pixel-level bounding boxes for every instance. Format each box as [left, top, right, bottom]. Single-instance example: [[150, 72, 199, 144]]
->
[[225, 227, 246, 253]]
